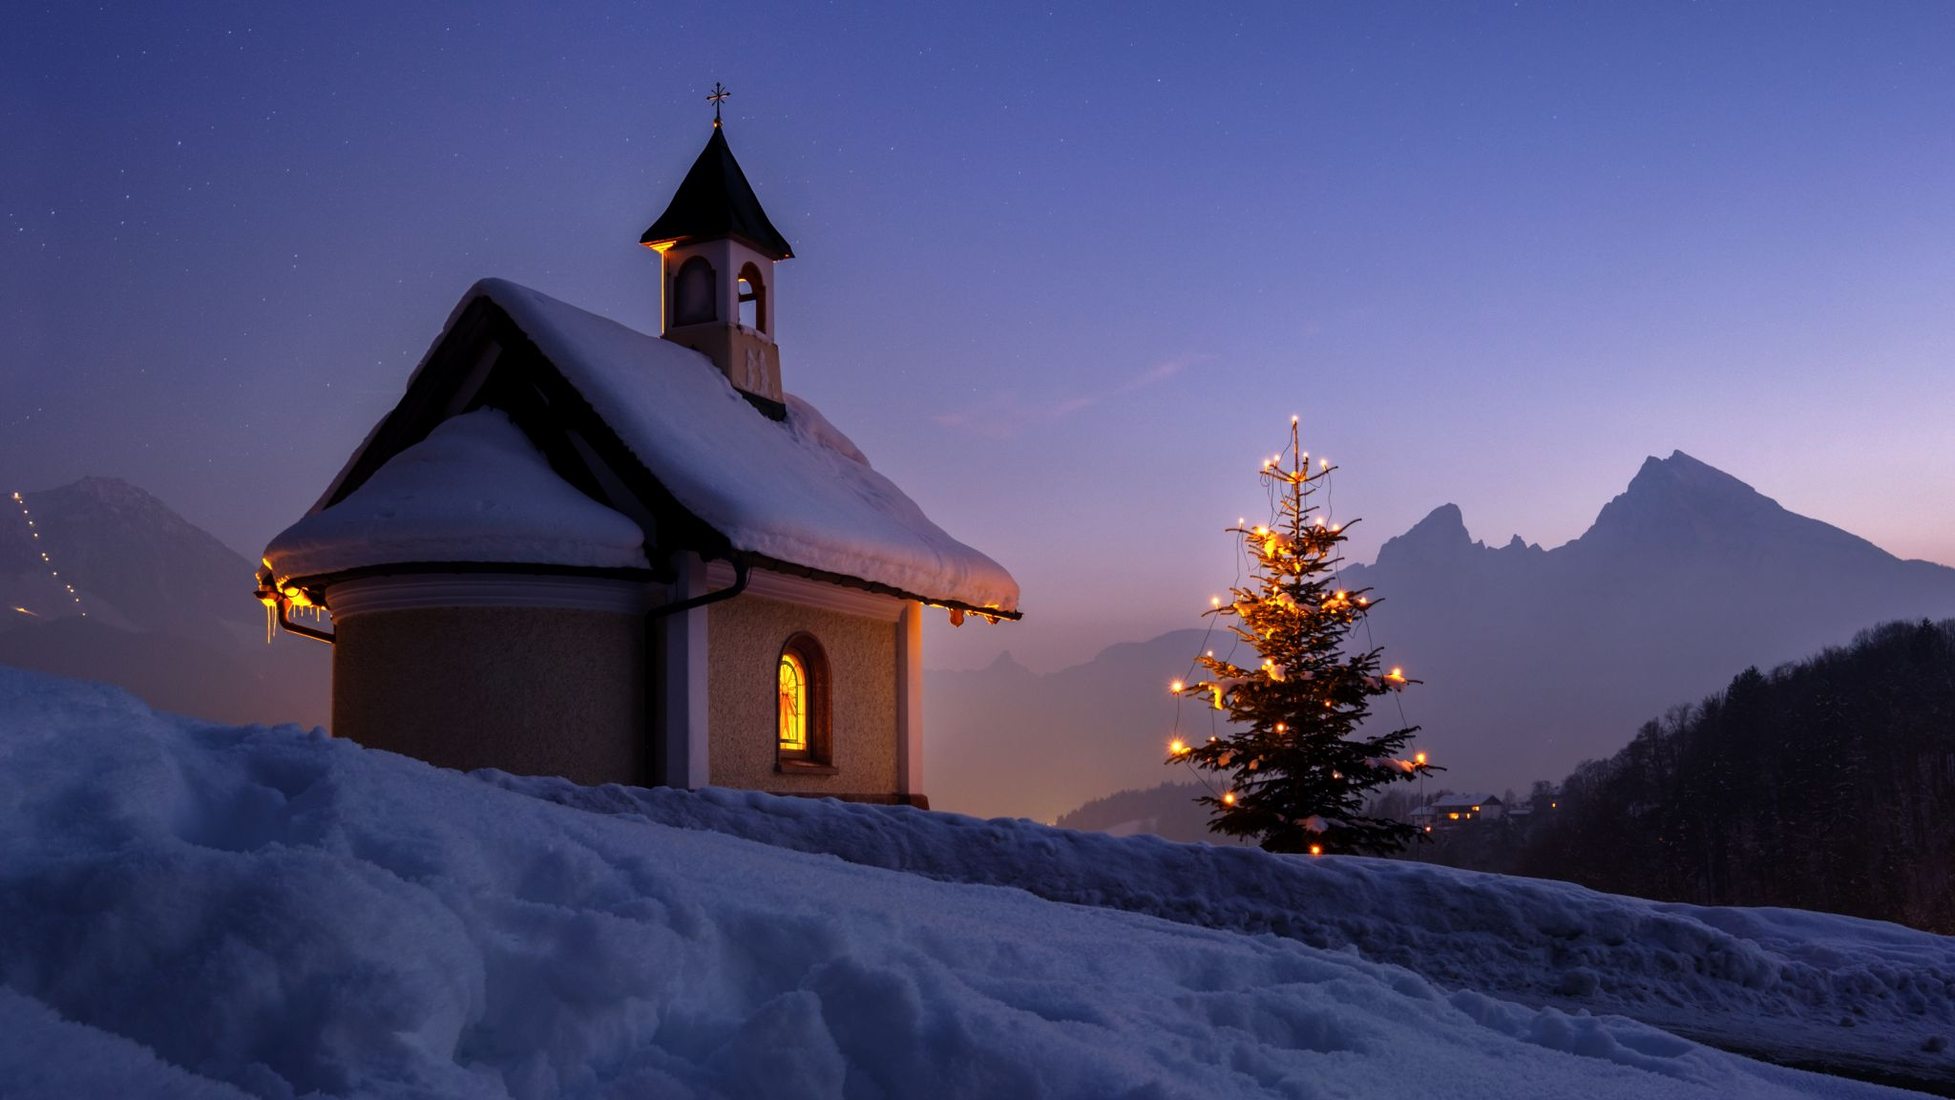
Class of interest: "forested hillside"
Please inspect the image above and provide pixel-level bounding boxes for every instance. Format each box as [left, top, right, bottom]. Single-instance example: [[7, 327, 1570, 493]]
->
[[1517, 619, 1955, 933]]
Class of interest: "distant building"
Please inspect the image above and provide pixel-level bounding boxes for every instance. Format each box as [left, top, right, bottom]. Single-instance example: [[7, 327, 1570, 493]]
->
[[1425, 793, 1503, 825], [257, 116, 1019, 805]]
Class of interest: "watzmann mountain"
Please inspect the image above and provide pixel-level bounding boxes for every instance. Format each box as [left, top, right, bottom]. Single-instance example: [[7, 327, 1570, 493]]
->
[[929, 452, 1955, 822]]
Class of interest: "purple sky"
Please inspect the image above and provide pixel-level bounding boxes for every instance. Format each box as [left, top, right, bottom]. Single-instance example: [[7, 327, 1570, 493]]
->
[[6, 2, 1953, 670]]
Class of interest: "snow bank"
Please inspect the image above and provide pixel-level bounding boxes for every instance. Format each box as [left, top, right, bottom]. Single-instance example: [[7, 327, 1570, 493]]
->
[[0, 667, 1917, 1098], [491, 778, 1955, 1092], [266, 409, 649, 578]]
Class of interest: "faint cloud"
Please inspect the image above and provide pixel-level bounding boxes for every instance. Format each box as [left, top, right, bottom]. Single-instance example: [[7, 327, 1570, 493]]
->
[[933, 355, 1208, 440]]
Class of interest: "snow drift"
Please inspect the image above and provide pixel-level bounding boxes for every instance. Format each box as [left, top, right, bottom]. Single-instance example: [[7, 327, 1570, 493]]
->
[[0, 666, 1938, 1098], [494, 778, 1955, 1091]]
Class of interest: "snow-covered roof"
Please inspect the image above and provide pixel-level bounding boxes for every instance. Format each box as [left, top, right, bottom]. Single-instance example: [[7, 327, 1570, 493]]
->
[[266, 409, 649, 578], [278, 279, 1018, 615], [1431, 793, 1500, 809]]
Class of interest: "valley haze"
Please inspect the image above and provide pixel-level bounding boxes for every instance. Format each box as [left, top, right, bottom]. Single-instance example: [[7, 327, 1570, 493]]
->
[[8, 448, 1952, 826], [927, 450, 1955, 822]]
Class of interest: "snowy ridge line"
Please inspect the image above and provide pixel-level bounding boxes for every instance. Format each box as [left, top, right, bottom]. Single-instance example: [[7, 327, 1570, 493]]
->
[[485, 776, 1955, 1093], [0, 666, 1923, 1099]]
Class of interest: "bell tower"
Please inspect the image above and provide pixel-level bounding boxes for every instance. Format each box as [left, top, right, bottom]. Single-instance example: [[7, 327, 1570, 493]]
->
[[642, 88, 795, 418]]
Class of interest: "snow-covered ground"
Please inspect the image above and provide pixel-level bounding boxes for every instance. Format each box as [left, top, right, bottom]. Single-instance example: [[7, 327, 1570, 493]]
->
[[494, 777, 1955, 1091], [0, 667, 1944, 1099]]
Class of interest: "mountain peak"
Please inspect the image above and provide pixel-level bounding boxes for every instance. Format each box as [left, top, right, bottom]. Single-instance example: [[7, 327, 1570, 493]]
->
[[53, 476, 167, 509], [987, 648, 1027, 674], [1578, 450, 1829, 556], [1624, 451, 1763, 505], [1375, 503, 1474, 568]]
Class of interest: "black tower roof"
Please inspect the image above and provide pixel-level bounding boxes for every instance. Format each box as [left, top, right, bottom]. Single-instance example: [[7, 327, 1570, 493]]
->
[[640, 126, 794, 260]]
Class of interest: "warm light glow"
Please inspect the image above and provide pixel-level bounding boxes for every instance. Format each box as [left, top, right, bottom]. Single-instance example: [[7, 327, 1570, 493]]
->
[[1308, 845, 1323, 857], [11, 607, 35, 617], [1210, 596, 1221, 607], [1414, 751, 1427, 765], [645, 240, 677, 254], [1170, 679, 1184, 694], [1387, 667, 1405, 682], [1222, 791, 1237, 806], [1290, 414, 1298, 423], [1169, 738, 1188, 756], [1274, 722, 1286, 733], [778, 652, 808, 753]]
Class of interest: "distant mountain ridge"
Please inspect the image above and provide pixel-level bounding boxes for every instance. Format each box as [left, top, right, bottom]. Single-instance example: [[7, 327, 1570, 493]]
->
[[928, 451, 1955, 822], [1, 477, 328, 727]]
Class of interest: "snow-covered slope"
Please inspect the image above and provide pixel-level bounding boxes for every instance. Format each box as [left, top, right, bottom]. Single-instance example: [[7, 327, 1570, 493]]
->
[[0, 667, 1936, 1099], [494, 777, 1955, 1092]]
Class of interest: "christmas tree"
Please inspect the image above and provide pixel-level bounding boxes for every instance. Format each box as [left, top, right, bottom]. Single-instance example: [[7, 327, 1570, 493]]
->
[[1166, 417, 1437, 855]]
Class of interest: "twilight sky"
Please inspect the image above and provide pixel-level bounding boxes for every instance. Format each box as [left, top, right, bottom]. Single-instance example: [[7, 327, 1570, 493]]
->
[[5, 1, 1953, 671]]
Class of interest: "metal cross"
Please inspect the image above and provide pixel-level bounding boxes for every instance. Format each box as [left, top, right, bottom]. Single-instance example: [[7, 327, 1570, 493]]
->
[[707, 82, 730, 125]]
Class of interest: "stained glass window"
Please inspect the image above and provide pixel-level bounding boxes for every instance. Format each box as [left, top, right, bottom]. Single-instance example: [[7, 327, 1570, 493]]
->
[[778, 651, 807, 754]]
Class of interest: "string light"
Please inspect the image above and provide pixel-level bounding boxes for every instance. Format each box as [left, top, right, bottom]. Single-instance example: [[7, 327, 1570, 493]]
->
[[9, 491, 86, 618]]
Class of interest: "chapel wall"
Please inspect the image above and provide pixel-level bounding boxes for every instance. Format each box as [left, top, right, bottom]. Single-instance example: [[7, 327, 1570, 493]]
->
[[331, 606, 647, 786], [705, 594, 900, 797]]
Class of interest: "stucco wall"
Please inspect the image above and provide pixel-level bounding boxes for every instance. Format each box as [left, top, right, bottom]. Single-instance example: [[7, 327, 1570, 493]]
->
[[332, 606, 646, 786], [706, 594, 898, 796]]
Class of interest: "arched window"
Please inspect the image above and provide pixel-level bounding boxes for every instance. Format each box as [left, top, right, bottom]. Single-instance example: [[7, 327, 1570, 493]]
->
[[778, 651, 808, 754], [672, 256, 716, 327], [737, 263, 766, 333], [777, 634, 829, 765]]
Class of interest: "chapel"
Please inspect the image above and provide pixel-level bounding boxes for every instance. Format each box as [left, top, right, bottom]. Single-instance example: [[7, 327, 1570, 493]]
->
[[256, 111, 1018, 806]]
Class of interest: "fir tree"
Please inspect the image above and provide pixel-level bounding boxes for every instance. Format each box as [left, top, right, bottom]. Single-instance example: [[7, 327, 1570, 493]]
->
[[1167, 418, 1437, 855]]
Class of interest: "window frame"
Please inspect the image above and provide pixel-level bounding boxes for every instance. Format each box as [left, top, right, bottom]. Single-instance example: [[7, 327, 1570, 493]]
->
[[736, 262, 767, 333]]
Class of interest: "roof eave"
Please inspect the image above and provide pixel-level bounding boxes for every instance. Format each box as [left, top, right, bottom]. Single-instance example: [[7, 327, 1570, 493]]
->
[[637, 230, 793, 262], [735, 550, 1021, 622]]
